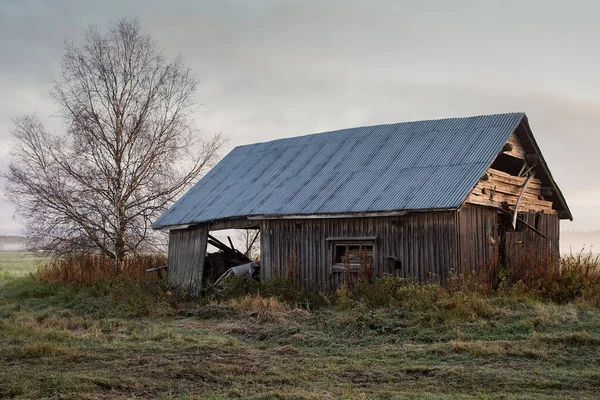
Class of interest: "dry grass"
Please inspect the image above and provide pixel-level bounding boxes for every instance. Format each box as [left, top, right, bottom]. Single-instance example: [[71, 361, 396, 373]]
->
[[498, 250, 600, 305], [36, 253, 166, 285], [1, 282, 600, 399], [1, 253, 600, 398]]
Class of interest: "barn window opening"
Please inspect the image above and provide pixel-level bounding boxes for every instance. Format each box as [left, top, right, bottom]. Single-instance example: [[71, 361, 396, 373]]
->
[[490, 153, 525, 176], [327, 237, 376, 273]]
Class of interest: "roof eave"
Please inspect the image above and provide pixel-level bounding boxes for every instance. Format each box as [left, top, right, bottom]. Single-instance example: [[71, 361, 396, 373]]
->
[[153, 207, 463, 229]]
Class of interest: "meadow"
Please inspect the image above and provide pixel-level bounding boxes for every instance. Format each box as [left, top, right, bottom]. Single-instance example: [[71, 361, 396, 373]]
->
[[0, 252, 46, 278], [1, 252, 599, 399]]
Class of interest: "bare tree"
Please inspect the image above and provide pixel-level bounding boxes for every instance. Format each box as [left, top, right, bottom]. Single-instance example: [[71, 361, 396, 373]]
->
[[235, 229, 260, 261], [4, 18, 222, 271]]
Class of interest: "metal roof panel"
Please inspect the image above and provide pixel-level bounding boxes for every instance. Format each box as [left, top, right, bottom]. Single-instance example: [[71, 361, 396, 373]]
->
[[153, 112, 525, 227]]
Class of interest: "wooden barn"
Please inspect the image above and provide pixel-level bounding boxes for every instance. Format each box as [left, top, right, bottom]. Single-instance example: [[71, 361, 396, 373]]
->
[[153, 113, 571, 294]]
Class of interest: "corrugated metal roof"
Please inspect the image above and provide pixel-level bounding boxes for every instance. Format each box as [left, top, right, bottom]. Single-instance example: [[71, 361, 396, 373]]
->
[[153, 112, 525, 228]]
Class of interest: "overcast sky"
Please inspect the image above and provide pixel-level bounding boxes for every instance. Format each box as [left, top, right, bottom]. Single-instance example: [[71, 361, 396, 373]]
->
[[1, 0, 599, 235]]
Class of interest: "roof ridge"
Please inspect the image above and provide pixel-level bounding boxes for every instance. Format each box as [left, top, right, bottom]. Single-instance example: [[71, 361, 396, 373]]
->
[[233, 112, 525, 150]]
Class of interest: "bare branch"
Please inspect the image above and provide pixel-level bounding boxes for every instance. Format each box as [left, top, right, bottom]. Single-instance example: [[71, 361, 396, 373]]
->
[[4, 17, 222, 268]]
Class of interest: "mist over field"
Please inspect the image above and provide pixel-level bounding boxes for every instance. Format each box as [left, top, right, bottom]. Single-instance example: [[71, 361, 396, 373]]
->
[[561, 230, 600, 255]]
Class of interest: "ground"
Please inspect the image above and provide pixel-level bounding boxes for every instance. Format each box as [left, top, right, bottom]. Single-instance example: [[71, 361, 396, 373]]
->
[[1, 253, 600, 399]]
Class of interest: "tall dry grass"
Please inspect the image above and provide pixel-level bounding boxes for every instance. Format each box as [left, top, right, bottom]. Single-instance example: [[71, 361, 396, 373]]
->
[[31, 249, 600, 314], [36, 254, 166, 285], [332, 250, 600, 313], [498, 250, 600, 305]]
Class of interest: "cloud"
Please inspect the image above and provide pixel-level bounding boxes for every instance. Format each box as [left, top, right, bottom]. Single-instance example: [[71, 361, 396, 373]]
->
[[0, 0, 599, 232]]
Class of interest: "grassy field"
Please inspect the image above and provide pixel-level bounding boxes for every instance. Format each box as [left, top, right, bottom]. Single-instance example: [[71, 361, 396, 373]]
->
[[0, 252, 46, 278], [1, 255, 600, 399]]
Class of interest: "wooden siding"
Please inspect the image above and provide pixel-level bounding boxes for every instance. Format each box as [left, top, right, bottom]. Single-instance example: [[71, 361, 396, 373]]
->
[[504, 211, 560, 266], [209, 218, 260, 231], [168, 224, 209, 296], [260, 212, 459, 291], [457, 205, 500, 278], [457, 204, 560, 281], [504, 131, 527, 159]]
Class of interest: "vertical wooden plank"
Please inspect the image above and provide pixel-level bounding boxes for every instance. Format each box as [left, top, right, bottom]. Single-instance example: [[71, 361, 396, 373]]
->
[[436, 213, 443, 282], [167, 224, 208, 296]]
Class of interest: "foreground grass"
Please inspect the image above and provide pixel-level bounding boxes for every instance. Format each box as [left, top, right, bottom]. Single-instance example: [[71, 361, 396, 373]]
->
[[1, 277, 600, 399], [0, 252, 46, 278]]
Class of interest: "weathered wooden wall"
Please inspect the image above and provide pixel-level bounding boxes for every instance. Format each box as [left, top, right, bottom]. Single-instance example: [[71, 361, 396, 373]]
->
[[457, 205, 500, 277], [166, 211, 559, 294], [167, 224, 209, 296], [259, 206, 561, 291], [504, 211, 560, 266], [457, 205, 560, 281], [260, 212, 459, 291]]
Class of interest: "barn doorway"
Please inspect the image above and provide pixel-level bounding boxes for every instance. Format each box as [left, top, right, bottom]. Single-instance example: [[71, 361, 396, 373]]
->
[[203, 228, 260, 285]]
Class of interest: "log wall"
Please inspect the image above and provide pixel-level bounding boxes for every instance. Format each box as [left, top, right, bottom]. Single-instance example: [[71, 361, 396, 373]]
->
[[467, 168, 555, 212], [167, 224, 209, 296]]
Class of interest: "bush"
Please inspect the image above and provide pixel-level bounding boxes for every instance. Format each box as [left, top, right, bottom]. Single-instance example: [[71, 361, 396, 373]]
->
[[0, 253, 177, 318]]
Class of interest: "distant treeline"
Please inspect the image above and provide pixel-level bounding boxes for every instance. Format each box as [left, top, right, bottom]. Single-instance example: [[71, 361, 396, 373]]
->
[[0, 235, 27, 242]]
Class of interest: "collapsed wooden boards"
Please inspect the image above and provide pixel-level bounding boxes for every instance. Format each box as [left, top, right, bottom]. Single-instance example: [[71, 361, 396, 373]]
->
[[466, 168, 556, 213]]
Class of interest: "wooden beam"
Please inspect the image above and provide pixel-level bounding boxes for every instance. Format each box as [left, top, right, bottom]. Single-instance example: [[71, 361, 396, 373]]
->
[[209, 218, 260, 231], [512, 171, 536, 229], [517, 162, 528, 177], [525, 154, 540, 164], [227, 236, 237, 252], [244, 230, 260, 258], [516, 216, 547, 239], [496, 208, 548, 239], [248, 211, 412, 220]]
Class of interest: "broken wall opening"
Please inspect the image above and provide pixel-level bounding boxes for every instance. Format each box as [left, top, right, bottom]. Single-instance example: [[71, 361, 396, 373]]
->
[[167, 221, 260, 297], [202, 223, 261, 290], [204, 232, 258, 284]]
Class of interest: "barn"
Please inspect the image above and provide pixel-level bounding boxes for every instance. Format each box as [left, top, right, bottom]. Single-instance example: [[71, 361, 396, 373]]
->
[[152, 112, 571, 295]]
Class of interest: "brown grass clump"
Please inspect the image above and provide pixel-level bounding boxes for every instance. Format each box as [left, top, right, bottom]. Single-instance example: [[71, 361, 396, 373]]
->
[[36, 253, 166, 285], [228, 294, 307, 323], [22, 341, 69, 358], [235, 294, 287, 312]]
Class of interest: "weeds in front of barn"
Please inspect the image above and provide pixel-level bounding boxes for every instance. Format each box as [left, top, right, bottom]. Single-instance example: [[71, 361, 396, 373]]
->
[[27, 248, 600, 318], [1, 251, 600, 398]]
